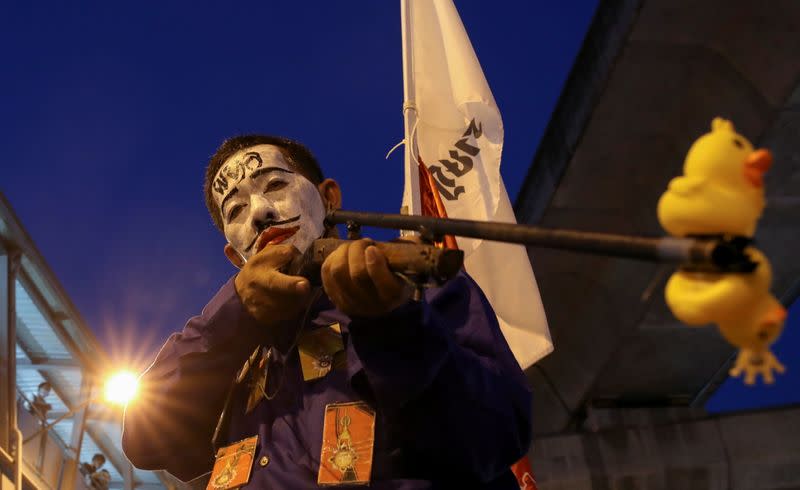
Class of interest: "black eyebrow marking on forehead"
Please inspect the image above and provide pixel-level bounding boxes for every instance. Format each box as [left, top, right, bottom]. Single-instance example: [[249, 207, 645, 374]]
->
[[220, 188, 239, 216], [242, 152, 262, 167], [250, 166, 294, 181]]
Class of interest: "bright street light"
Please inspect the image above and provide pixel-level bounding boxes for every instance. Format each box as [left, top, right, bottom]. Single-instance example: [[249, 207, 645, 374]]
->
[[23, 369, 142, 444], [103, 370, 140, 405]]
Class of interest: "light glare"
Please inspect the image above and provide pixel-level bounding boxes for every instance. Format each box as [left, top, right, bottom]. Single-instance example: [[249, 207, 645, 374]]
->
[[104, 371, 140, 405]]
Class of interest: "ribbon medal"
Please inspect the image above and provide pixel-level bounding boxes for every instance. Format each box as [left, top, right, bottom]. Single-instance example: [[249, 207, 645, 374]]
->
[[207, 435, 258, 490], [317, 401, 375, 486]]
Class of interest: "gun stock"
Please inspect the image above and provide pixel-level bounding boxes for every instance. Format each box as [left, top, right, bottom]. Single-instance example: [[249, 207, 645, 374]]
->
[[285, 238, 464, 286]]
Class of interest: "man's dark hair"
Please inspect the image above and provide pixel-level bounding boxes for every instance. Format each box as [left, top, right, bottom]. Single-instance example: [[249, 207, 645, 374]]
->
[[92, 453, 106, 465], [37, 382, 51, 391], [204, 135, 325, 232]]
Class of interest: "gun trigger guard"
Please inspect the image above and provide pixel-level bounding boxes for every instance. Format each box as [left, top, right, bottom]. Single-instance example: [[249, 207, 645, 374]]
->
[[393, 272, 439, 297], [393, 271, 418, 288]]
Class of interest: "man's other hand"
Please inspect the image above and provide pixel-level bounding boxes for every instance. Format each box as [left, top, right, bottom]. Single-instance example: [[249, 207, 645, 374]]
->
[[321, 239, 413, 317], [234, 244, 312, 327]]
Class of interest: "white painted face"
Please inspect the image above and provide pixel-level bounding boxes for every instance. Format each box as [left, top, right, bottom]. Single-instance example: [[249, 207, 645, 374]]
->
[[212, 144, 326, 261]]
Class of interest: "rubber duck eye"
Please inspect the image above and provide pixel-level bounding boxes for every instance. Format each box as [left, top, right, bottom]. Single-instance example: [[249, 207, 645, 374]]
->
[[732, 139, 744, 149]]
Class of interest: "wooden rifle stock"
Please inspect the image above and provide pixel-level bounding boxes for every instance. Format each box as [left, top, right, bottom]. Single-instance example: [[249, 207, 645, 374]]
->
[[285, 238, 464, 286]]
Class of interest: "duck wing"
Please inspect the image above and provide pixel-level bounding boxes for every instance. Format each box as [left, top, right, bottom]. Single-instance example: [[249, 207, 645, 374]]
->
[[666, 175, 707, 196]]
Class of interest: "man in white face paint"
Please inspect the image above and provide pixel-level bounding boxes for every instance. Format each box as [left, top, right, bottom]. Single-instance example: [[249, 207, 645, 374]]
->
[[209, 137, 412, 329], [123, 135, 532, 489], [215, 143, 328, 261]]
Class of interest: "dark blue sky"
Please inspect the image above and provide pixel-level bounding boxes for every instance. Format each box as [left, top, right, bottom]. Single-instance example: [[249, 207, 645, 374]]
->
[[2, 2, 796, 412]]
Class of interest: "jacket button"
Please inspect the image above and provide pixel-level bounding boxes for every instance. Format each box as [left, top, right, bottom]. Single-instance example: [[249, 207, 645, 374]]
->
[[259, 456, 270, 467]]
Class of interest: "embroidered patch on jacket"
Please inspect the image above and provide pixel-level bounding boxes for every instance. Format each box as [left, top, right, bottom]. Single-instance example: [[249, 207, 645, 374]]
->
[[207, 435, 258, 490], [299, 322, 346, 382], [317, 401, 375, 486]]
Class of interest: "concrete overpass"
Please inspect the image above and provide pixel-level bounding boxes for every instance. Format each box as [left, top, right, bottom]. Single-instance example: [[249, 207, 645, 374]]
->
[[513, 1, 800, 488]]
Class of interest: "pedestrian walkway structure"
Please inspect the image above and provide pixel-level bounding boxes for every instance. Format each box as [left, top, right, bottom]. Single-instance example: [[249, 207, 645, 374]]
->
[[0, 193, 176, 489]]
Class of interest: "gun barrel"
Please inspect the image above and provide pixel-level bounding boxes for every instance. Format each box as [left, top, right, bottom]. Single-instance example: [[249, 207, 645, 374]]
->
[[327, 210, 753, 272]]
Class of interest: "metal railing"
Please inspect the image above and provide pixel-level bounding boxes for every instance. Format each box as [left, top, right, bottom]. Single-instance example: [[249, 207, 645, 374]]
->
[[15, 388, 76, 490]]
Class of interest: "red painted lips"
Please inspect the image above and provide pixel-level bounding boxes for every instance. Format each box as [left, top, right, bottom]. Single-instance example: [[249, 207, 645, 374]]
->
[[254, 226, 300, 253]]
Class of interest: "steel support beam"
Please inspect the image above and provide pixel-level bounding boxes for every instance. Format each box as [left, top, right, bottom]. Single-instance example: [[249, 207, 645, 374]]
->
[[16, 359, 81, 373], [0, 245, 10, 453], [62, 376, 91, 490], [123, 460, 134, 490], [0, 241, 22, 487], [45, 409, 105, 421]]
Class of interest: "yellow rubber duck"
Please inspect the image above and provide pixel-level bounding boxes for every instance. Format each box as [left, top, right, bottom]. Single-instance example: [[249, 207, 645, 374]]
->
[[657, 118, 772, 238], [665, 248, 787, 384]]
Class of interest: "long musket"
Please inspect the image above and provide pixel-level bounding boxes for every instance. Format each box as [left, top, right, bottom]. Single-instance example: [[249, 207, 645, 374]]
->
[[285, 210, 757, 286]]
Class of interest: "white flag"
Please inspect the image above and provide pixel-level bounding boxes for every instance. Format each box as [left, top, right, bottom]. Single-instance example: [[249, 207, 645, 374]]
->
[[402, 0, 552, 368]]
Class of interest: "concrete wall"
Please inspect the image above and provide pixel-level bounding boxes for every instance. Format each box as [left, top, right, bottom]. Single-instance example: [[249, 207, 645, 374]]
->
[[531, 406, 800, 490]]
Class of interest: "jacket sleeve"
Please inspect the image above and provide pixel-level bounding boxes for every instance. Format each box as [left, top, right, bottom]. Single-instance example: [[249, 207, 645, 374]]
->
[[346, 271, 533, 483], [121, 278, 264, 481]]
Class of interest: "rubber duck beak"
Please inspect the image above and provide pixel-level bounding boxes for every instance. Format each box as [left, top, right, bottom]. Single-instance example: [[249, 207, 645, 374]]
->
[[743, 149, 772, 187], [768, 305, 788, 325]]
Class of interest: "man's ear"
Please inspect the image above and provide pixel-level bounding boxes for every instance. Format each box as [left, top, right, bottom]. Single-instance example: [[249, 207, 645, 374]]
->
[[223, 243, 245, 269], [318, 178, 342, 212]]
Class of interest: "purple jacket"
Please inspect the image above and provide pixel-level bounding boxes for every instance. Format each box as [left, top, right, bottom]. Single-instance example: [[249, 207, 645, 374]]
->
[[122, 271, 532, 488]]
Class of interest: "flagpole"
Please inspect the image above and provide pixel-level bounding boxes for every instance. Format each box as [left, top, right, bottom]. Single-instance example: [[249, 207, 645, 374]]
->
[[400, 0, 421, 217]]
